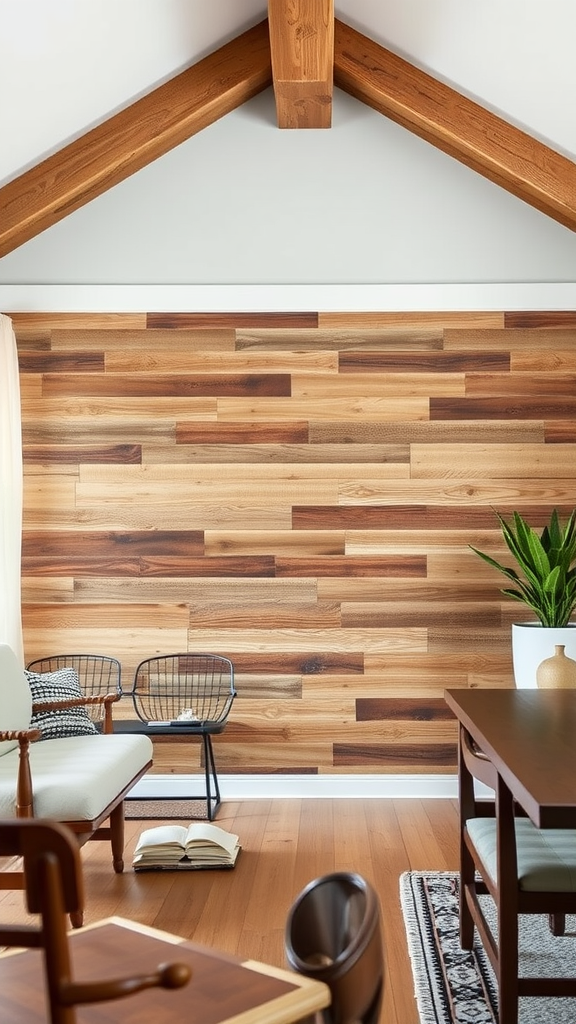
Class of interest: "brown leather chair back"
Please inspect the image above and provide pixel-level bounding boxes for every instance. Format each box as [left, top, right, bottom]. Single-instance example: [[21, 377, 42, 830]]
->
[[285, 871, 384, 1024]]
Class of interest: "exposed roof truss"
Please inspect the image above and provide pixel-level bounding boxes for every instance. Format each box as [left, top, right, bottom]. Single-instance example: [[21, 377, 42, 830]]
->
[[0, 12, 574, 258]]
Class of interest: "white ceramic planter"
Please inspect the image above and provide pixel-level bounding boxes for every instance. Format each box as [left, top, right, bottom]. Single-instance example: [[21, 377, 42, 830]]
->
[[511, 622, 576, 688]]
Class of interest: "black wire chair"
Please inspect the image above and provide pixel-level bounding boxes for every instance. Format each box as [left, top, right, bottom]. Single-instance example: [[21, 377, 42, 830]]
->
[[128, 653, 236, 820], [25, 653, 122, 727]]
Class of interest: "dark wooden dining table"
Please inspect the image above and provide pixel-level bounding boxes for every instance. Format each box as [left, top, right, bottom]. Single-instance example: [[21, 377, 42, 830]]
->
[[444, 686, 576, 827]]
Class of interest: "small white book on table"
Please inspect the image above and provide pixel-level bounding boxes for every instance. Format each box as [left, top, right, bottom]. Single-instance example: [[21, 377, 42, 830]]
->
[[132, 821, 240, 871]]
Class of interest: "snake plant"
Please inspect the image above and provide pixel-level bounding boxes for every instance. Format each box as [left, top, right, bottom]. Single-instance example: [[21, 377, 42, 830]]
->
[[470, 508, 576, 628]]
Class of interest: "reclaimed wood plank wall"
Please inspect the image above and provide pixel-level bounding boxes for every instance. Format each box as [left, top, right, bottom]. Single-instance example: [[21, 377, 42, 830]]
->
[[12, 309, 576, 777]]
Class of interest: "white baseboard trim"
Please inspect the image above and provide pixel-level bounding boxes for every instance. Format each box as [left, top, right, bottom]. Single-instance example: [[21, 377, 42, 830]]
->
[[127, 773, 469, 800]]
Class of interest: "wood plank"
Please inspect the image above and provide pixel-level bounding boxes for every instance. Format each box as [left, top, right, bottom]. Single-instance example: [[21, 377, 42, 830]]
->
[[175, 423, 310, 444], [309, 420, 544, 443], [291, 371, 465, 398], [341, 601, 501, 628], [317, 311, 504, 329], [148, 312, 319, 329], [145, 443, 410, 464], [42, 372, 292, 398], [356, 697, 455, 722], [10, 313, 145, 330], [21, 530, 204, 558], [545, 421, 576, 442], [204, 530, 344, 556], [334, 18, 576, 231], [186, 627, 427, 654], [333, 742, 457, 767], [336, 478, 576, 506], [410, 443, 576, 479], [18, 351, 104, 373], [217, 396, 430, 420], [430, 395, 576, 419], [268, 0, 334, 128], [188, 602, 341, 629], [106, 350, 338, 373], [236, 328, 444, 350], [0, 22, 272, 256], [339, 350, 510, 372], [465, 372, 576, 396], [75, 577, 318, 604], [275, 555, 426, 577], [23, 444, 142, 465], [504, 311, 576, 328], [444, 328, 576, 350], [511, 350, 576, 371], [50, 328, 236, 351]]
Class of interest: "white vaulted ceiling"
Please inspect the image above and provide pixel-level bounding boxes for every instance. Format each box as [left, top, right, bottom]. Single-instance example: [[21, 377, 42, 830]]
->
[[1, 0, 576, 301]]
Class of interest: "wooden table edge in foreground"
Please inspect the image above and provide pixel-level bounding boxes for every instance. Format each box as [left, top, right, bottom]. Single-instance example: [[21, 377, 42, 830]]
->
[[0, 916, 331, 1024]]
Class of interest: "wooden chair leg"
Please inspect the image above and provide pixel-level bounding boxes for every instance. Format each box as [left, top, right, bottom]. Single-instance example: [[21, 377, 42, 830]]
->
[[459, 844, 476, 949], [109, 803, 125, 874], [549, 912, 566, 936]]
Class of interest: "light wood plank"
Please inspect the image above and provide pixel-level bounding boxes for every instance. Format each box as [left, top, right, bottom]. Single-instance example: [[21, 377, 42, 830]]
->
[[411, 442, 576, 478], [318, 311, 504, 329]]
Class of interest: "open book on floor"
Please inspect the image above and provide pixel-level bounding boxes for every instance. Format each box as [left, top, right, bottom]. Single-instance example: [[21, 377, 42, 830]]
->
[[132, 821, 241, 871]]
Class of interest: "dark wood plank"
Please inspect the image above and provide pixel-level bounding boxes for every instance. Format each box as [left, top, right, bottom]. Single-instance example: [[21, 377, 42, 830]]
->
[[147, 313, 319, 329], [339, 351, 510, 372], [21, 530, 204, 558], [42, 373, 292, 398], [216, 653, 364, 674], [275, 555, 426, 577], [23, 444, 142, 464], [356, 697, 456, 722], [504, 312, 576, 329], [545, 422, 576, 442], [18, 351, 104, 372], [175, 422, 309, 444], [430, 396, 576, 419], [333, 742, 458, 766]]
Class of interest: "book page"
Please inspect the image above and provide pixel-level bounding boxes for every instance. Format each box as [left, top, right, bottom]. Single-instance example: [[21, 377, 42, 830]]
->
[[134, 825, 189, 854], [185, 822, 239, 856]]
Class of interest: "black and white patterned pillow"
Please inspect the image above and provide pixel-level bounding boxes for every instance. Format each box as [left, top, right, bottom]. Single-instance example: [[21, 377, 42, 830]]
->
[[25, 667, 98, 740]]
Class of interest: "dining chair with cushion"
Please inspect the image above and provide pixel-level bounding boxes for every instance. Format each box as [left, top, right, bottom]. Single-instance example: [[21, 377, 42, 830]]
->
[[459, 723, 576, 1024]]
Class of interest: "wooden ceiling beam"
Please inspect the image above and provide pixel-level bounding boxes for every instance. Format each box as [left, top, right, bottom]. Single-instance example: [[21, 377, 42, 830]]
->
[[334, 19, 576, 233], [268, 0, 333, 128], [0, 20, 272, 258]]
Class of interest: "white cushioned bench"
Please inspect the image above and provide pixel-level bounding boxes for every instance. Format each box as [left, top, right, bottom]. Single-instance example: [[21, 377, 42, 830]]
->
[[0, 643, 153, 924]]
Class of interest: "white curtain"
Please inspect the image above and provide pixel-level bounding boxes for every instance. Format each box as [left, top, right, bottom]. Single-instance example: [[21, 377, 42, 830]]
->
[[0, 313, 24, 664]]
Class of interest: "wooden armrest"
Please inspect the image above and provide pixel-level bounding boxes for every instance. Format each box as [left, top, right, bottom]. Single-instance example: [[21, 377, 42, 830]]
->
[[31, 692, 119, 733], [62, 962, 191, 1006], [0, 728, 41, 743]]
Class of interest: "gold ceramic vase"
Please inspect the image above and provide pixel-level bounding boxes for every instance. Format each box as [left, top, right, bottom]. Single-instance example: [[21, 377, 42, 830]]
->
[[536, 644, 576, 689]]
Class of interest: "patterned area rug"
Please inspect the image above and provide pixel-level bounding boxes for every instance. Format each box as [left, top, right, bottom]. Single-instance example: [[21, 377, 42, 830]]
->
[[400, 871, 576, 1023]]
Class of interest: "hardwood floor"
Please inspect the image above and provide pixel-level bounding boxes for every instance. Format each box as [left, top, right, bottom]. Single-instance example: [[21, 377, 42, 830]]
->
[[0, 798, 460, 1024]]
